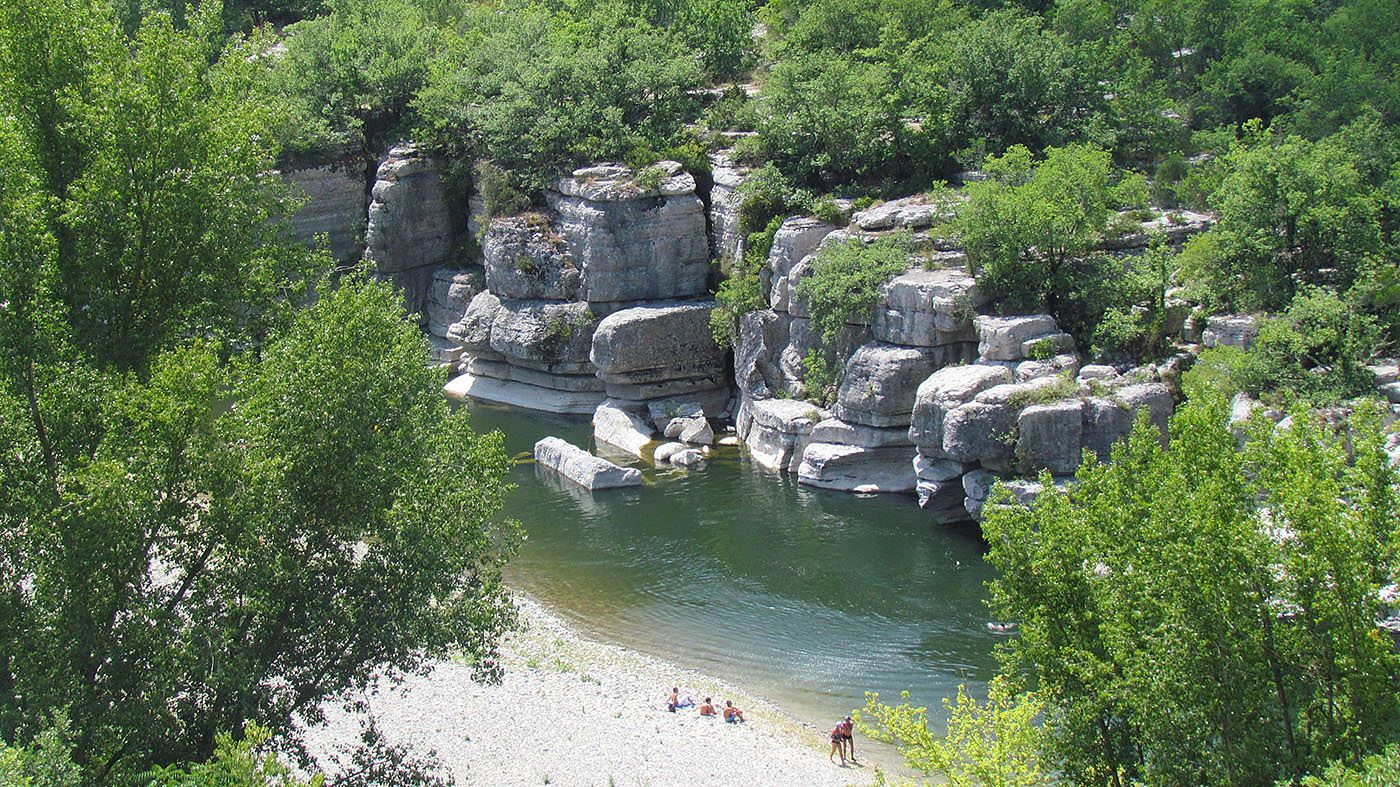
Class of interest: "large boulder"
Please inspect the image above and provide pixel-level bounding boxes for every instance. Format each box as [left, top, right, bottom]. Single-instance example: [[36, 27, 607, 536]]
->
[[425, 267, 484, 364], [590, 301, 728, 398], [534, 436, 642, 490], [768, 217, 839, 312], [1017, 399, 1085, 474], [592, 400, 655, 458], [908, 364, 1013, 454], [364, 145, 458, 313], [975, 315, 1062, 362], [942, 401, 1019, 468], [488, 299, 598, 373], [1114, 382, 1173, 442], [282, 159, 367, 264], [742, 398, 828, 473], [873, 268, 982, 347], [1202, 314, 1259, 350], [448, 290, 504, 357], [482, 216, 582, 300], [547, 162, 710, 305], [833, 343, 946, 428], [1082, 397, 1135, 461], [852, 195, 951, 231], [797, 443, 917, 493]]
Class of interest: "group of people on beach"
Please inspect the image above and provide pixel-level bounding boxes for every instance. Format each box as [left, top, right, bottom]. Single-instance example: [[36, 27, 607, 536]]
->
[[665, 687, 858, 767], [666, 687, 745, 723]]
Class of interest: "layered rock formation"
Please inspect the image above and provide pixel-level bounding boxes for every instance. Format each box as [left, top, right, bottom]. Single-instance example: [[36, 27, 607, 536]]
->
[[734, 198, 986, 493], [364, 145, 460, 315], [282, 158, 367, 263], [445, 163, 731, 447]]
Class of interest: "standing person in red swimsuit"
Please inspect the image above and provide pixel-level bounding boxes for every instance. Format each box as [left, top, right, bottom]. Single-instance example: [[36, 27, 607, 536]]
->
[[841, 715, 857, 763], [828, 720, 846, 765]]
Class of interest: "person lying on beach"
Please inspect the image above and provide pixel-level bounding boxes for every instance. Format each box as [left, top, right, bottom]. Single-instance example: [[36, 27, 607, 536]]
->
[[722, 700, 745, 723], [698, 697, 717, 717]]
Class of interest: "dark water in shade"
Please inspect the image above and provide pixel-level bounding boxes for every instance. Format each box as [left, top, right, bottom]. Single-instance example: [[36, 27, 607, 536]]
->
[[465, 401, 1000, 738]]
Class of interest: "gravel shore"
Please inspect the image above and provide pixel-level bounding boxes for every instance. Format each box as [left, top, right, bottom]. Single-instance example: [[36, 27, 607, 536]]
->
[[302, 596, 881, 786]]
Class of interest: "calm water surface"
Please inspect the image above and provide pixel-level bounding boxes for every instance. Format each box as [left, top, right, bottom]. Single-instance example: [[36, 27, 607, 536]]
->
[[467, 401, 1000, 736]]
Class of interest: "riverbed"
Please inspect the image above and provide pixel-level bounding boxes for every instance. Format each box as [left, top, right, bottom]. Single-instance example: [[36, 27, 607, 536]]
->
[[466, 401, 1001, 737]]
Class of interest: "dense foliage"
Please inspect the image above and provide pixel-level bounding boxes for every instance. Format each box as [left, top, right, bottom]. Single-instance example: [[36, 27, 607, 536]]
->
[[0, 1, 517, 782], [983, 399, 1399, 785]]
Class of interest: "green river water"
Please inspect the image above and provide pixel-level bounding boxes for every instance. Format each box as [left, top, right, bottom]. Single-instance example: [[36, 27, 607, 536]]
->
[[467, 401, 1002, 739]]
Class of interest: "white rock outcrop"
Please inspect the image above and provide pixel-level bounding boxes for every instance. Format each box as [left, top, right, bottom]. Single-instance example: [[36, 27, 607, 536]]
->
[[534, 436, 642, 490]]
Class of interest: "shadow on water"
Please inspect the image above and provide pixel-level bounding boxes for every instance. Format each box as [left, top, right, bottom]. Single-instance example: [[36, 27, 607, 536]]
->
[[466, 400, 1000, 743]]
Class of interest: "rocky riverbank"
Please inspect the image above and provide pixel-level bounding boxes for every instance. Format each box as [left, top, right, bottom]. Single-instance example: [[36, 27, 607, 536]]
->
[[301, 596, 882, 787]]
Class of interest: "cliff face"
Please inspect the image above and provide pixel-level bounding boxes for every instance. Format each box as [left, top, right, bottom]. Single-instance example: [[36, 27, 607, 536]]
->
[[288, 147, 1227, 520], [282, 158, 368, 264], [446, 162, 728, 428]]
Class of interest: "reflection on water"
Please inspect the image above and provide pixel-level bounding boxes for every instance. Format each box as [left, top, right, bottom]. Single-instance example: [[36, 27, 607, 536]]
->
[[467, 400, 999, 735]]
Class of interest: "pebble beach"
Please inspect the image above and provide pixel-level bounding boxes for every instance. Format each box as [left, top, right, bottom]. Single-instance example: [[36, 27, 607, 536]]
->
[[302, 596, 883, 786]]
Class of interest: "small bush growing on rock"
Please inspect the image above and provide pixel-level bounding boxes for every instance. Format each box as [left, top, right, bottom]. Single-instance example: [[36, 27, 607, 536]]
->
[[800, 348, 839, 406], [476, 161, 530, 224], [1005, 373, 1081, 409], [634, 164, 666, 192], [809, 195, 848, 226], [797, 233, 911, 345]]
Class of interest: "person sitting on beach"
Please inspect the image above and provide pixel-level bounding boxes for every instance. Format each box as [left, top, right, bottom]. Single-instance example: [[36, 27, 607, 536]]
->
[[722, 700, 745, 723], [828, 721, 846, 765], [698, 697, 717, 717], [667, 687, 680, 712]]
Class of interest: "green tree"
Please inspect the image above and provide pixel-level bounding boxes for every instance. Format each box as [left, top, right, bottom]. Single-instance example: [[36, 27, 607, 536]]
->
[[796, 232, 912, 345], [415, 0, 704, 191], [983, 399, 1400, 785], [1182, 122, 1386, 313], [954, 143, 1115, 336], [266, 0, 443, 160], [145, 724, 322, 787], [1, 280, 518, 782], [753, 52, 903, 187], [860, 675, 1047, 787]]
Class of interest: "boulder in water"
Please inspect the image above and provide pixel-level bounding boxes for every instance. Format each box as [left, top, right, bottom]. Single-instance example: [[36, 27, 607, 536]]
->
[[533, 436, 642, 490]]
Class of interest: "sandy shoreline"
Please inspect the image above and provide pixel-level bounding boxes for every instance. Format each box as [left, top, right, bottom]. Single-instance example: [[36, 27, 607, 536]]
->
[[301, 595, 884, 786]]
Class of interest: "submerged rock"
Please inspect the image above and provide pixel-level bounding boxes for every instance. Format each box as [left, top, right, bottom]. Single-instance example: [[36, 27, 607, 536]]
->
[[534, 436, 642, 490]]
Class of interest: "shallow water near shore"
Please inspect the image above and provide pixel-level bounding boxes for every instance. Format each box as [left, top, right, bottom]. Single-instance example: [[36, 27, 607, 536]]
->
[[467, 400, 1000, 743]]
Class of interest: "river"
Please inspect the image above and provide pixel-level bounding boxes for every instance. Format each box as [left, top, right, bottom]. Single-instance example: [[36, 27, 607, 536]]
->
[[467, 401, 1001, 739]]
